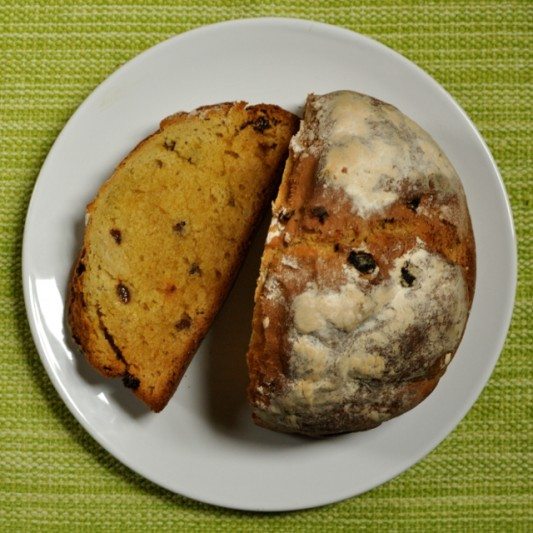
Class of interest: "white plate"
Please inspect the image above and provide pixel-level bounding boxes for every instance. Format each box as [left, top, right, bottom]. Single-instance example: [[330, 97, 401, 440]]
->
[[23, 18, 516, 511]]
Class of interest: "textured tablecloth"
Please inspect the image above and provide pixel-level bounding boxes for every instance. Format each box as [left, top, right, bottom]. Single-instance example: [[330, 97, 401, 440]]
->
[[1, 1, 531, 530]]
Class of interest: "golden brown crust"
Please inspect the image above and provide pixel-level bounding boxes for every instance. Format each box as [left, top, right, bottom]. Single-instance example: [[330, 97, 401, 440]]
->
[[69, 249, 126, 378], [247, 91, 476, 436], [68, 101, 299, 412]]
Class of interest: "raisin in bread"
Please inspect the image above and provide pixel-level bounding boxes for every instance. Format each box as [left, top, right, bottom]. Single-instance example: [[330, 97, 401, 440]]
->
[[247, 91, 475, 436], [69, 102, 299, 412]]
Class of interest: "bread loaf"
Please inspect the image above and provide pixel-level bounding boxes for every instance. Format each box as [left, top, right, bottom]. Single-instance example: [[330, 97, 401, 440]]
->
[[247, 91, 476, 436], [68, 102, 298, 412]]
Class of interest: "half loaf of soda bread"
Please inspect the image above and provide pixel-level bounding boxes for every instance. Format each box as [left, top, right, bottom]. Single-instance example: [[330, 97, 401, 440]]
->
[[247, 91, 475, 436], [68, 102, 299, 411]]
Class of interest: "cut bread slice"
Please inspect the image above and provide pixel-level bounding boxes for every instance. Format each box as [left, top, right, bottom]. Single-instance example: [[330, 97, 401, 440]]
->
[[68, 102, 298, 412]]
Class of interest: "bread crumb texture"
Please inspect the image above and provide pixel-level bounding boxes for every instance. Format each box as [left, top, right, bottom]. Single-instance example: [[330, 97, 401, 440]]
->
[[247, 91, 476, 436], [68, 102, 298, 411]]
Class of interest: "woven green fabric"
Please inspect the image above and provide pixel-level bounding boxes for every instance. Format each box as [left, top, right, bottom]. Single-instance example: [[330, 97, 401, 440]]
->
[[1, 0, 531, 530]]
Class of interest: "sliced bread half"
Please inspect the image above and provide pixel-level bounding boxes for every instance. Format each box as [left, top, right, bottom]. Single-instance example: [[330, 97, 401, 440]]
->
[[68, 102, 298, 411]]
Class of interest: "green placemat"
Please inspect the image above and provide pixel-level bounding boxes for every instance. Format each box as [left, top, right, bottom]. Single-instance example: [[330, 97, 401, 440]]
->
[[1, 1, 531, 531]]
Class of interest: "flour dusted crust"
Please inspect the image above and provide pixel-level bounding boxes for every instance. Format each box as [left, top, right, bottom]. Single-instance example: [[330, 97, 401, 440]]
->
[[68, 102, 298, 412], [247, 91, 476, 436]]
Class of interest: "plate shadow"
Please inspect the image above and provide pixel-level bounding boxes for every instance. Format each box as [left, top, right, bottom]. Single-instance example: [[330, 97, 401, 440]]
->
[[202, 218, 268, 431], [202, 216, 311, 447]]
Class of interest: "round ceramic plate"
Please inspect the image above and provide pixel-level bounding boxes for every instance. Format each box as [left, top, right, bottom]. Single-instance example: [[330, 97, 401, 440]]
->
[[23, 18, 516, 511]]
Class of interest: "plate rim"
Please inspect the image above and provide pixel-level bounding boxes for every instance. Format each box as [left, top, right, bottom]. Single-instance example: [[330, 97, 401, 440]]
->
[[22, 17, 517, 511]]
